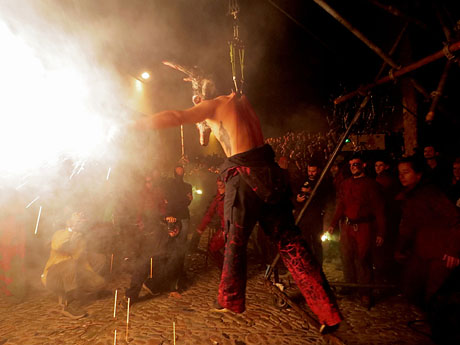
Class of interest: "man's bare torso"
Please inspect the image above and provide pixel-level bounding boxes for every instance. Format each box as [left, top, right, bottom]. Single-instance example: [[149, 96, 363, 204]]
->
[[204, 93, 264, 156], [135, 93, 265, 157]]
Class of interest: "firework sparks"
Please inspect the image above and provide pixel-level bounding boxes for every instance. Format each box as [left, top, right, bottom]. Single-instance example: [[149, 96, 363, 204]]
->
[[34, 206, 42, 235], [26, 196, 40, 209]]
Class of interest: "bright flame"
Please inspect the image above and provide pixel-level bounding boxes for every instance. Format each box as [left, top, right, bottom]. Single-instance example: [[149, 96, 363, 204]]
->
[[135, 79, 143, 91], [196, 189, 203, 195], [141, 72, 150, 80], [0, 20, 121, 176], [321, 232, 332, 242]]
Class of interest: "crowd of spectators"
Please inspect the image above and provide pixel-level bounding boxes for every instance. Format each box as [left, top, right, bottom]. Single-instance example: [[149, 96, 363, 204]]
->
[[1, 128, 459, 341]]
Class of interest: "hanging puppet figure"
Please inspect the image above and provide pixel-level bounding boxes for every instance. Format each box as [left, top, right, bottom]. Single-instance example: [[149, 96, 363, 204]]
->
[[131, 61, 343, 332]]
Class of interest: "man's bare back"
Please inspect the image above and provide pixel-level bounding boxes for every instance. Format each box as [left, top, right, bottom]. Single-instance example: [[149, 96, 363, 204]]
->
[[134, 93, 265, 157]]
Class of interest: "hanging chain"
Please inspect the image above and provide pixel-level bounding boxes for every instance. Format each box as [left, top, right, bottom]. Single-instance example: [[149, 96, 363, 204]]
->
[[228, 0, 245, 94]]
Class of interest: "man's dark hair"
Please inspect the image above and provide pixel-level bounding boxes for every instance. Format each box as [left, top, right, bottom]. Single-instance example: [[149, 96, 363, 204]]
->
[[398, 155, 425, 174], [350, 151, 365, 161], [307, 159, 321, 168]]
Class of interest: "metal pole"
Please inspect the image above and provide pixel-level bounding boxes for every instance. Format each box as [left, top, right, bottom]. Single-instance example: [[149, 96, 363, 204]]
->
[[180, 125, 185, 157], [311, 0, 400, 69], [425, 60, 452, 123], [265, 25, 408, 280], [334, 40, 460, 104]]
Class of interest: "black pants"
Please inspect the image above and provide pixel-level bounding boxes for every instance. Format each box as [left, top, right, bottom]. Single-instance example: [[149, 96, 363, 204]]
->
[[218, 171, 342, 325], [126, 230, 181, 298]]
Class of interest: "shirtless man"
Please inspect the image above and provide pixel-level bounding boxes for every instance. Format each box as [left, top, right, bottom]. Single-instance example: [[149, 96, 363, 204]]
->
[[133, 78, 342, 331]]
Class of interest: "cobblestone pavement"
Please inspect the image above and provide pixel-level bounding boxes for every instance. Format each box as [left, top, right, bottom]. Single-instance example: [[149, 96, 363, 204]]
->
[[0, 248, 434, 345]]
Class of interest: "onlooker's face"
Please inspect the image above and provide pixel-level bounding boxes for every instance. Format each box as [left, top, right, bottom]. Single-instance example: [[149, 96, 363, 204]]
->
[[453, 162, 460, 180], [216, 180, 225, 193], [398, 162, 422, 188], [423, 146, 436, 159], [278, 157, 288, 170], [175, 167, 184, 177], [68, 212, 87, 231], [374, 161, 387, 175], [307, 166, 318, 180], [349, 159, 364, 176]]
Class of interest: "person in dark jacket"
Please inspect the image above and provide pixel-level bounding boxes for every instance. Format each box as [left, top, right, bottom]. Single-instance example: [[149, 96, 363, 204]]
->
[[395, 155, 460, 307]]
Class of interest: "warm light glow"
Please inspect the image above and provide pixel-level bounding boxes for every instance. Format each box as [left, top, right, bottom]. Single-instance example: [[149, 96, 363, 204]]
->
[[321, 232, 332, 242], [141, 72, 150, 80], [196, 189, 203, 195], [0, 20, 121, 176], [135, 79, 143, 91]]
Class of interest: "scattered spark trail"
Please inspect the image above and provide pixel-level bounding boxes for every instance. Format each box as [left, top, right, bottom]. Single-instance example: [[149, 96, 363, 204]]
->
[[34, 205, 42, 235], [106, 167, 112, 180], [16, 180, 29, 190], [26, 196, 40, 209]]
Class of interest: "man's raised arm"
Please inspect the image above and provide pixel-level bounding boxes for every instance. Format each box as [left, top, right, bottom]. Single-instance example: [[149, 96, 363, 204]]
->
[[133, 97, 220, 131]]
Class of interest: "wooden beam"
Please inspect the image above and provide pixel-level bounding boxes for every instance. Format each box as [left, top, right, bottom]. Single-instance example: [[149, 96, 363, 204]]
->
[[334, 40, 460, 104]]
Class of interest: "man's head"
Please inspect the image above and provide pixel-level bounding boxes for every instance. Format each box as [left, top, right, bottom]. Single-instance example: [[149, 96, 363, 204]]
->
[[216, 177, 225, 194], [191, 79, 216, 105], [453, 158, 460, 181], [423, 145, 438, 160], [398, 156, 424, 188], [278, 156, 289, 170], [374, 160, 389, 176], [307, 165, 319, 181], [174, 165, 184, 179], [349, 157, 365, 177], [67, 211, 88, 231]]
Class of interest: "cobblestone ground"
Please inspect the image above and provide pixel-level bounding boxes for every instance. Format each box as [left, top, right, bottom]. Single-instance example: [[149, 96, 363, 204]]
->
[[0, 239, 434, 345]]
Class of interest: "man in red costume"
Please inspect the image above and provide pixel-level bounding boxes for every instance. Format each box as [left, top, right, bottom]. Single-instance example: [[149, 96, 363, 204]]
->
[[327, 153, 385, 309], [190, 177, 226, 268], [132, 70, 342, 330]]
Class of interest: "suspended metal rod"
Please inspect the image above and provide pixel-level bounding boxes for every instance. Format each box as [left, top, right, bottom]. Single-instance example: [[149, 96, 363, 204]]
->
[[425, 4, 455, 123], [311, 0, 400, 69], [425, 60, 452, 123]]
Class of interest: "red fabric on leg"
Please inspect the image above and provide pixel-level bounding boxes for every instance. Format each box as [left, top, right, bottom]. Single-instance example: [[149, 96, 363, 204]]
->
[[279, 235, 343, 326], [208, 229, 225, 269], [218, 223, 250, 313]]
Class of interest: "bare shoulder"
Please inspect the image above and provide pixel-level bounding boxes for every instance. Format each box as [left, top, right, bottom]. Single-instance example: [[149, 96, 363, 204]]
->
[[214, 93, 234, 103]]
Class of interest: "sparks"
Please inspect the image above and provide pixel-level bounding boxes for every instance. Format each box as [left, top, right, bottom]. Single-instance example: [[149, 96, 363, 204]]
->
[[15, 180, 28, 190], [0, 19, 123, 177], [26, 196, 40, 209], [106, 167, 112, 180], [34, 205, 42, 235]]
